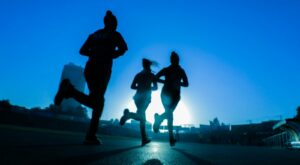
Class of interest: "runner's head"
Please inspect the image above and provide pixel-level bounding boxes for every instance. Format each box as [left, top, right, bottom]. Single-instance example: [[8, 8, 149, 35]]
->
[[170, 51, 179, 65], [142, 58, 152, 70], [142, 58, 158, 71], [104, 10, 117, 31]]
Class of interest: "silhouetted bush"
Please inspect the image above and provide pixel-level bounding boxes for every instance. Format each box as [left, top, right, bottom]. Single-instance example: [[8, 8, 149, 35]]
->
[[0, 99, 12, 111]]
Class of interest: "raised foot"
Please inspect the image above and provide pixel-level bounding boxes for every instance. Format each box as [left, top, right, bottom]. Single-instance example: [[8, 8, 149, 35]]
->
[[120, 108, 130, 126], [54, 79, 72, 106]]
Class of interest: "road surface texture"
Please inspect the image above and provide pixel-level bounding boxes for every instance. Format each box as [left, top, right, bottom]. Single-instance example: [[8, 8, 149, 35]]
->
[[0, 124, 299, 165]]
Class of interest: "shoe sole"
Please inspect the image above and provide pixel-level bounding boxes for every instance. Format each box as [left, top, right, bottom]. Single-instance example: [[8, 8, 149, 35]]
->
[[54, 79, 70, 106]]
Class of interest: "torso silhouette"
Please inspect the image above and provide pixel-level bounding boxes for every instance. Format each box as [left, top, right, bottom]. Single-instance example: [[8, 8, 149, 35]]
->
[[158, 65, 187, 96], [132, 70, 156, 100], [80, 28, 127, 68]]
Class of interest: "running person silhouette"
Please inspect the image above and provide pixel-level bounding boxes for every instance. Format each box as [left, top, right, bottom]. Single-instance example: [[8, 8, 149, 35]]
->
[[54, 10, 128, 145], [120, 58, 158, 146], [153, 51, 189, 146]]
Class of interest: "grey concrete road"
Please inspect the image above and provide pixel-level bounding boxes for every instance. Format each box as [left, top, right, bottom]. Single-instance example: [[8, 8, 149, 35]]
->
[[0, 124, 299, 165]]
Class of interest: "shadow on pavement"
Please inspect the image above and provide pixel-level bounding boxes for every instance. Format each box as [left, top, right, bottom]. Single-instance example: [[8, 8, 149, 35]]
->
[[143, 158, 163, 165], [47, 145, 141, 164], [173, 148, 214, 165], [0, 143, 83, 149]]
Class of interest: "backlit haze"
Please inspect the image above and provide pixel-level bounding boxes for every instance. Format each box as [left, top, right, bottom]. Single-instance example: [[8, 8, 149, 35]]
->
[[0, 0, 300, 125]]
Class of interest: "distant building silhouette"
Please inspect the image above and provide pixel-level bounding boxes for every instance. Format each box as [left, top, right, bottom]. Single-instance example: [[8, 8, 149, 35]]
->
[[264, 107, 300, 148], [59, 63, 86, 112]]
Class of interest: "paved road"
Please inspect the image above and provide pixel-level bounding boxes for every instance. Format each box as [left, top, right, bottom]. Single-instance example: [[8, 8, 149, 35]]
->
[[0, 125, 299, 165]]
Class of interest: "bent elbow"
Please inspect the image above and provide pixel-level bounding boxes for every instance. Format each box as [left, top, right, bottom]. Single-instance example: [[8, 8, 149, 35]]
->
[[182, 82, 189, 87], [120, 48, 128, 56], [79, 49, 84, 55], [79, 48, 90, 56], [185, 83, 189, 87], [131, 85, 137, 90]]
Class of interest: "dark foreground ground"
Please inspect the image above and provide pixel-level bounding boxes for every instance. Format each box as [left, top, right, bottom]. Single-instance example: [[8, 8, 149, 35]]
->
[[0, 124, 299, 165]]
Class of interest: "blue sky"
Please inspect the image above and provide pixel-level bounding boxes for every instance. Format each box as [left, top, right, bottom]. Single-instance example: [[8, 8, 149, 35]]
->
[[0, 0, 300, 125]]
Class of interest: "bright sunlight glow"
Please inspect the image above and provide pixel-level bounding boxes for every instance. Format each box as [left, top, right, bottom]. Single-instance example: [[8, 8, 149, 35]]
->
[[126, 91, 192, 126]]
